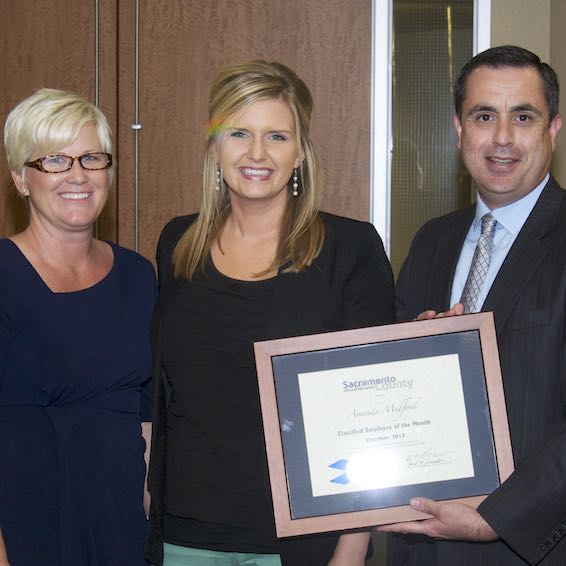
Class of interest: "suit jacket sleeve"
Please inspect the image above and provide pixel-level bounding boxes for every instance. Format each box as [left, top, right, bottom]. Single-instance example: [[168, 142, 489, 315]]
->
[[477, 262, 566, 561], [476, 184, 566, 564], [479, 412, 566, 564], [339, 217, 396, 328]]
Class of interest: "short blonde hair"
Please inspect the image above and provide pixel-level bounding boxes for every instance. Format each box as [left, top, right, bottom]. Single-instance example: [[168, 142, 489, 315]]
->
[[173, 60, 324, 279], [4, 88, 113, 180]]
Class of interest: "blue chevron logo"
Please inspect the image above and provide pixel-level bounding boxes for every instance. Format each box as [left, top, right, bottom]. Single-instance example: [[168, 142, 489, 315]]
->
[[329, 459, 350, 484]]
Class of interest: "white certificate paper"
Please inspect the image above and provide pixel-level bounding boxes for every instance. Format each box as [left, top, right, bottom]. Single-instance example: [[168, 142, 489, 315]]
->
[[297, 354, 474, 497]]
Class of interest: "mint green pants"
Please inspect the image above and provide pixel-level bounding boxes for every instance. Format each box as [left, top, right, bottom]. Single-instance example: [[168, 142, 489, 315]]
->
[[163, 542, 283, 566]]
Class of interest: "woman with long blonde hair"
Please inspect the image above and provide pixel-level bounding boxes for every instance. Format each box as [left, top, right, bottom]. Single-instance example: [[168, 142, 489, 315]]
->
[[146, 60, 395, 566]]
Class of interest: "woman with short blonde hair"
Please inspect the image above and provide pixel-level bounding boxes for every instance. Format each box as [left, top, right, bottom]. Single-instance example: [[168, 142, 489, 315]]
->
[[1, 88, 155, 566]]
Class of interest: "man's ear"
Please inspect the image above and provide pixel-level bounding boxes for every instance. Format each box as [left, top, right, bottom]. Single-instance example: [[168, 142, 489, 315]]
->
[[453, 114, 463, 150], [549, 113, 562, 150]]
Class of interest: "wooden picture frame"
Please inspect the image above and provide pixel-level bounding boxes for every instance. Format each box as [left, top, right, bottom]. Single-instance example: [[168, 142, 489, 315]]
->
[[254, 313, 514, 537]]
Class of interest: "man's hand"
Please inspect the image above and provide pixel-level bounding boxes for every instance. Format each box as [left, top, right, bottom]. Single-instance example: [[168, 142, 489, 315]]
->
[[377, 497, 498, 542], [416, 303, 465, 321]]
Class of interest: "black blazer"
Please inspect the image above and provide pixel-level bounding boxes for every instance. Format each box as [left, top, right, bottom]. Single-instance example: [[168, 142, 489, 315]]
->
[[392, 178, 566, 566], [145, 211, 395, 565]]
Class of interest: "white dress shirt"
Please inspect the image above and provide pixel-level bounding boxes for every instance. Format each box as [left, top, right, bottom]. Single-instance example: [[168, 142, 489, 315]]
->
[[449, 173, 550, 309]]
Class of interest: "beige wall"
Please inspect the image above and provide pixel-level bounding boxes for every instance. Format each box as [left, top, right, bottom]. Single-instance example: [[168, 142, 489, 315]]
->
[[550, 1, 566, 185], [491, 0, 566, 187]]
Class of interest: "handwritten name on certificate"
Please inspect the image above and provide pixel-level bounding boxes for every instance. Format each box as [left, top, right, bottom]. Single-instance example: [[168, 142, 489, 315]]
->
[[297, 354, 474, 497]]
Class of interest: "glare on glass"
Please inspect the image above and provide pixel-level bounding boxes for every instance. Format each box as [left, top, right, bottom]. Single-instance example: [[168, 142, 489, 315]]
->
[[24, 152, 113, 174]]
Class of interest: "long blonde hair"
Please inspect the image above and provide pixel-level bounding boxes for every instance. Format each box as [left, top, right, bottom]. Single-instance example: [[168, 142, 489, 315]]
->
[[173, 60, 324, 280]]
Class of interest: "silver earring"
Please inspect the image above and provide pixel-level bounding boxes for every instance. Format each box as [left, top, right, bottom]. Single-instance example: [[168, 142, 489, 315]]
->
[[292, 168, 299, 197], [216, 165, 221, 191]]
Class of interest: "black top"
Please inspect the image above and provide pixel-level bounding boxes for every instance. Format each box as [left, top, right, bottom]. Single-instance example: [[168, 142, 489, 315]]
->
[[162, 260, 279, 549], [146, 211, 396, 565], [0, 240, 156, 566]]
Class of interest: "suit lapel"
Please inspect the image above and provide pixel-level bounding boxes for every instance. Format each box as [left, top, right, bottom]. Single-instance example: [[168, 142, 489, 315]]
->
[[434, 207, 475, 309], [482, 178, 564, 330]]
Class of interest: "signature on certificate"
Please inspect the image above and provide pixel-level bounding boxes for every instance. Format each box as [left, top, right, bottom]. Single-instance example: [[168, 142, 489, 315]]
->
[[406, 448, 452, 468]]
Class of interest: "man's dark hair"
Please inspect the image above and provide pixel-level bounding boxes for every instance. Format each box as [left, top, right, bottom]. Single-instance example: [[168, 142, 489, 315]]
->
[[454, 45, 560, 122]]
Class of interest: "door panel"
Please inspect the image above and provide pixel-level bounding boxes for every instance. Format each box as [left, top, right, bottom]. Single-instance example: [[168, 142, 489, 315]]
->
[[0, 0, 118, 239], [1, 1, 372, 263], [117, 0, 372, 259]]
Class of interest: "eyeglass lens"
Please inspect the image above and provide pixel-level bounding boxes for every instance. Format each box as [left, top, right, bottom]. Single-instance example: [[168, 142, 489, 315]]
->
[[40, 153, 111, 172]]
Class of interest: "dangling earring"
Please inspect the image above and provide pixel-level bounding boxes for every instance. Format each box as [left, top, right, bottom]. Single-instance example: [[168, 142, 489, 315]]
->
[[216, 165, 221, 191], [292, 168, 299, 197]]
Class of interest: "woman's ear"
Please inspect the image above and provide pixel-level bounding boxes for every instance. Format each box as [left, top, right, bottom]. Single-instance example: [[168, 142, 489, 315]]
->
[[11, 170, 28, 196], [294, 149, 306, 169]]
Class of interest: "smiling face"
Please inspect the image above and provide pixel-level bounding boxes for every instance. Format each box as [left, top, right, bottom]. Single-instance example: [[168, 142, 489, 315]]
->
[[213, 98, 303, 208], [12, 123, 110, 236], [454, 65, 562, 209]]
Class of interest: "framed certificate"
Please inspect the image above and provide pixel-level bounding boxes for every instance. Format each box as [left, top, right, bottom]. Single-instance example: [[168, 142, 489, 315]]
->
[[253, 313, 514, 537]]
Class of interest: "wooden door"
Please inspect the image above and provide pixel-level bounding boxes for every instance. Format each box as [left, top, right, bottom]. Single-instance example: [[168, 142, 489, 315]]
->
[[116, 0, 373, 259], [1, 1, 373, 263], [0, 0, 118, 239]]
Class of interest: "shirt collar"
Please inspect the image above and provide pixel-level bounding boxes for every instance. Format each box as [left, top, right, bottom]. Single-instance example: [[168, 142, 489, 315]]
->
[[473, 173, 549, 236]]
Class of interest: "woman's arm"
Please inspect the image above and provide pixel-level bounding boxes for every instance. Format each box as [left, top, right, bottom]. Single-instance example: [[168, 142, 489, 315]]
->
[[0, 527, 10, 566], [141, 422, 152, 517], [0, 276, 11, 565], [327, 531, 371, 566]]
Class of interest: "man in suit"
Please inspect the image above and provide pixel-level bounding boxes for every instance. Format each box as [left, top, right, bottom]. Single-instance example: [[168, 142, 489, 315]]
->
[[380, 45, 566, 565]]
